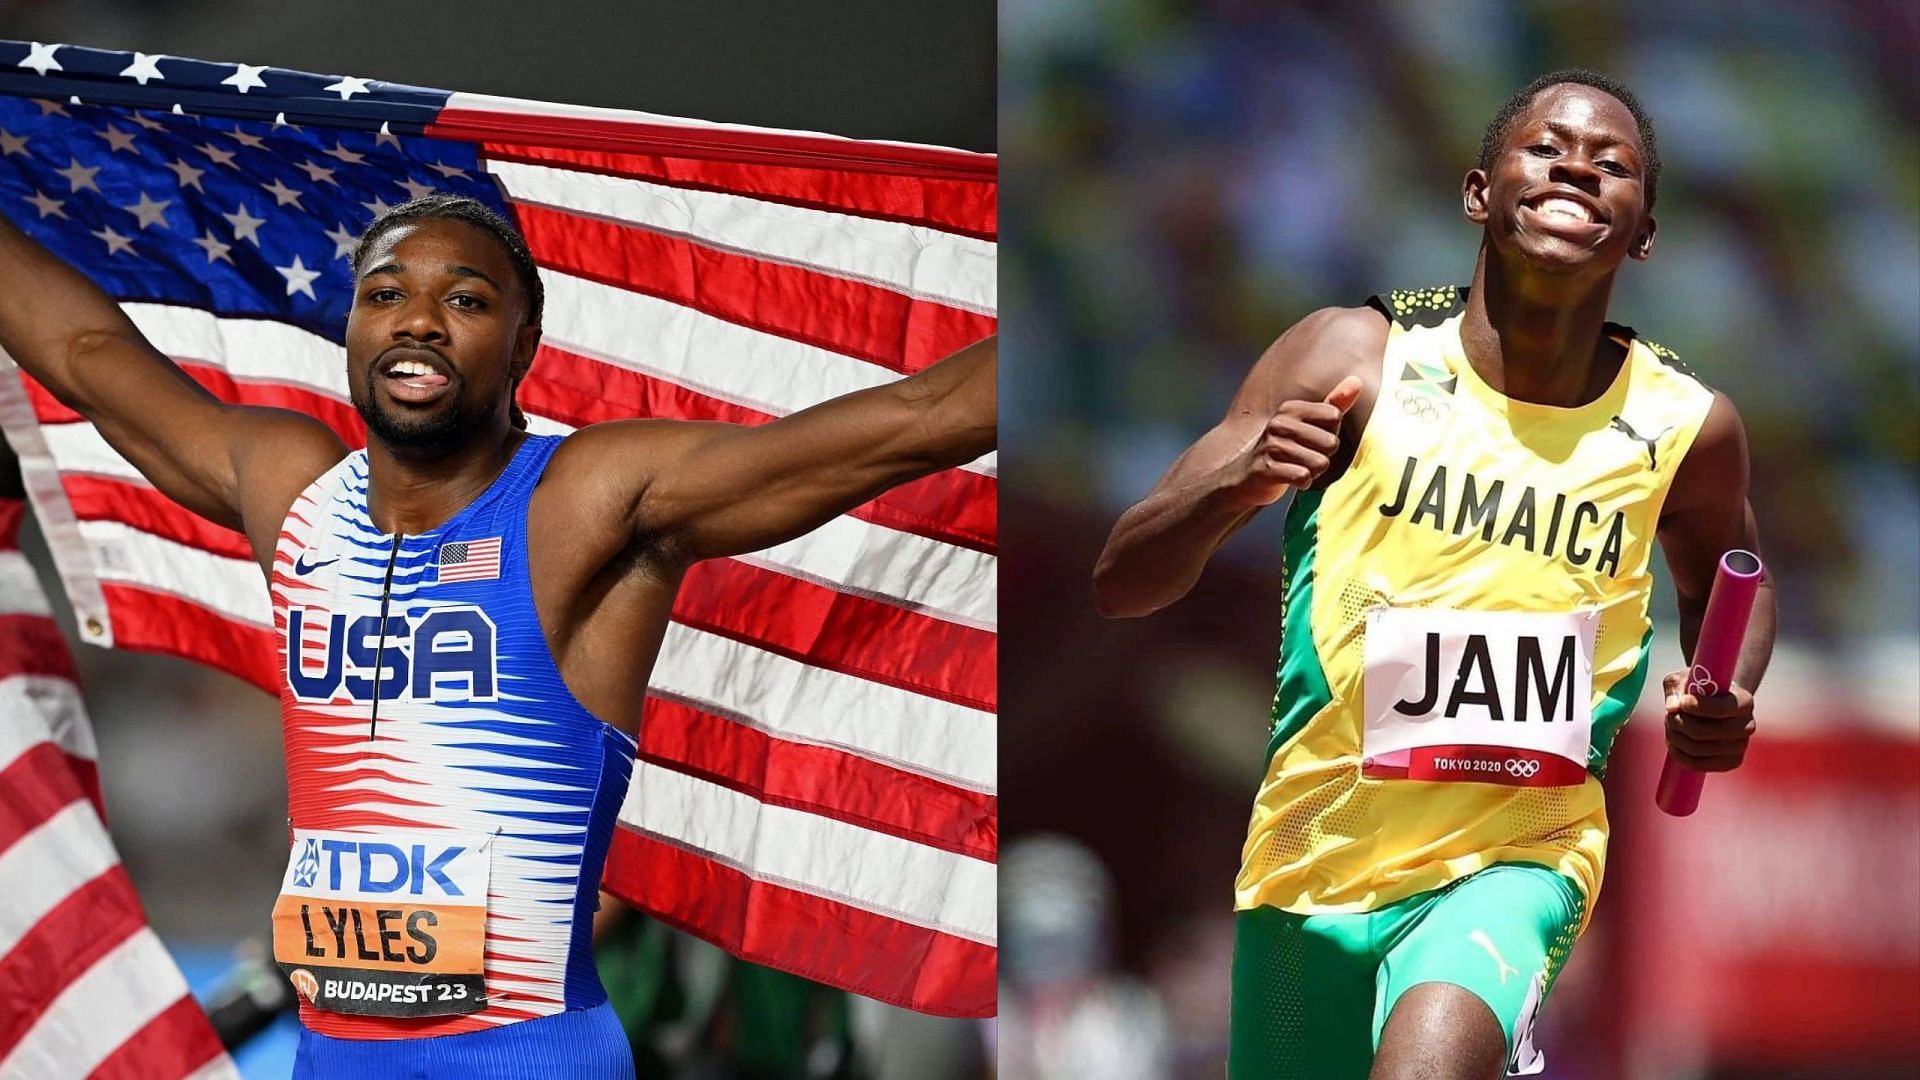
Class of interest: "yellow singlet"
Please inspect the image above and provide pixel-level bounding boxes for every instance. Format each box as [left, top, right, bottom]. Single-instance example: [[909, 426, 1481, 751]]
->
[[1235, 286, 1715, 926]]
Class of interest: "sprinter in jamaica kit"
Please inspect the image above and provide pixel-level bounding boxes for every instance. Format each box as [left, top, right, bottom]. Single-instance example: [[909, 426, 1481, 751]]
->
[[1095, 70, 1773, 1080]]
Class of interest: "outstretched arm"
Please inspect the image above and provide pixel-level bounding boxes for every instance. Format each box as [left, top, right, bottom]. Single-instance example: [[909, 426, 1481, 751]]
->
[[1657, 392, 1777, 772], [619, 335, 995, 564], [1092, 306, 1381, 618], [0, 211, 343, 561]]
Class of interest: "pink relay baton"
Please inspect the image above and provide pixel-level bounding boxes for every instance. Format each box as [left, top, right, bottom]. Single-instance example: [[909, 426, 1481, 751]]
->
[[1655, 550, 1765, 817]]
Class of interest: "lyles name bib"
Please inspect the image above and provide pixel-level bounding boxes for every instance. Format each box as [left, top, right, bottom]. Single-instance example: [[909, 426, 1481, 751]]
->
[[271, 828, 491, 1017], [1360, 608, 1596, 787]]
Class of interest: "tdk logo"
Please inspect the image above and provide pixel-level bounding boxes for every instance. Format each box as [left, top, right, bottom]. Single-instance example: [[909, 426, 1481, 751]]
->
[[311, 839, 467, 897], [287, 605, 499, 703]]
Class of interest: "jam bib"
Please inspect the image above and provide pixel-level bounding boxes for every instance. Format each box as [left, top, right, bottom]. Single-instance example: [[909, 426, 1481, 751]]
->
[[1361, 607, 1595, 786], [271, 828, 490, 1016]]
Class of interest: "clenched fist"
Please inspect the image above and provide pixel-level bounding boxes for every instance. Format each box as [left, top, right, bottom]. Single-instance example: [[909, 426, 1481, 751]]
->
[[1661, 668, 1757, 772], [1222, 375, 1364, 507]]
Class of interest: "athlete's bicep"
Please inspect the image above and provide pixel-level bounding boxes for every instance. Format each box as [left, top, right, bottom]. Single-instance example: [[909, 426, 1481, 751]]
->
[[1657, 392, 1757, 607]]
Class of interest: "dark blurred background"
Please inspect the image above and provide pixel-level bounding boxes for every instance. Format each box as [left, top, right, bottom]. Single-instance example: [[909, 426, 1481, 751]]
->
[[0, 0, 994, 150], [998, 1, 1918, 1078], [0, 3, 993, 1077]]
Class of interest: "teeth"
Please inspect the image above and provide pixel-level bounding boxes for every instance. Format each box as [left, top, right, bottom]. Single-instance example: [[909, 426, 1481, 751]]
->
[[390, 361, 433, 376], [1535, 197, 1593, 223]]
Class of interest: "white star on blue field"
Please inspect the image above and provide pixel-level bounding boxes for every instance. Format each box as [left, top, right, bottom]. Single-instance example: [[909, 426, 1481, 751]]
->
[[0, 40, 511, 345]]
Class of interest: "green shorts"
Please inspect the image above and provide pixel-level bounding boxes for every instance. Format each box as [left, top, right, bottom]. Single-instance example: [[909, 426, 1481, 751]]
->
[[1228, 863, 1585, 1079]]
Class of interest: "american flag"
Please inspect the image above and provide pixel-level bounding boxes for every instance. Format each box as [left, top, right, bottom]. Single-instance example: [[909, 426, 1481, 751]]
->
[[435, 537, 501, 583], [0, 498, 237, 1079], [0, 42, 996, 1019]]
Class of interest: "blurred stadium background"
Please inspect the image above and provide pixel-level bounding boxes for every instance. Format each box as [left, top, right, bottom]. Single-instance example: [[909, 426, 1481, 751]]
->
[[998, 1, 1917, 1078], [0, 2, 993, 1077]]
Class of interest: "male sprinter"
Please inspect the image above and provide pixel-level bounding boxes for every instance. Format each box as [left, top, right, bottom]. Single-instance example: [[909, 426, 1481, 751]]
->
[[0, 195, 994, 1077], [1094, 71, 1774, 1079]]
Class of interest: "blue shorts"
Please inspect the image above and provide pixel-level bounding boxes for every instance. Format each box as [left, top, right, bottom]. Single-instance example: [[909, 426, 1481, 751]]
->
[[292, 1002, 632, 1079]]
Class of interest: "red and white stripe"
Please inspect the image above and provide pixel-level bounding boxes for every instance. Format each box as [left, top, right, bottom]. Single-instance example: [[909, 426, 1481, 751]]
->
[[0, 102, 997, 1016], [0, 500, 237, 1080]]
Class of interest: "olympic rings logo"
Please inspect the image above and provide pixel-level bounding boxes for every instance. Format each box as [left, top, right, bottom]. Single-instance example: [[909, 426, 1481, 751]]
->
[[1397, 390, 1446, 422], [1504, 758, 1541, 778]]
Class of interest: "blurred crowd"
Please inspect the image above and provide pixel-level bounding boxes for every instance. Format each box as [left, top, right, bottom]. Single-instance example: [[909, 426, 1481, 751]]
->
[[1000, 2, 1917, 1078]]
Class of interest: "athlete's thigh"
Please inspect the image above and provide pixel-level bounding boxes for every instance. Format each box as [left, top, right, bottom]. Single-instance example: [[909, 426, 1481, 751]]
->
[[1373, 864, 1585, 1076], [1369, 981, 1506, 1080], [1229, 905, 1376, 1080]]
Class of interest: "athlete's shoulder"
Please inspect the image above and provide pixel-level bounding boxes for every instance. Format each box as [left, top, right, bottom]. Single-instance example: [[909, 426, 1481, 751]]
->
[[1615, 324, 1713, 393], [1250, 304, 1389, 394], [539, 417, 740, 531], [234, 406, 350, 568], [1686, 389, 1747, 466], [1288, 302, 1391, 346], [233, 405, 349, 491], [548, 416, 727, 470], [1660, 388, 1749, 527]]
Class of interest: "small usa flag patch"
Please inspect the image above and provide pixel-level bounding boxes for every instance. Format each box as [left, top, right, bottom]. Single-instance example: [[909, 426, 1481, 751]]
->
[[436, 537, 502, 583]]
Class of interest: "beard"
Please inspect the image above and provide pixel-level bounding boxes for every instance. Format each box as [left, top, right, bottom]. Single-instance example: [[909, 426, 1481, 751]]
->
[[351, 368, 474, 453]]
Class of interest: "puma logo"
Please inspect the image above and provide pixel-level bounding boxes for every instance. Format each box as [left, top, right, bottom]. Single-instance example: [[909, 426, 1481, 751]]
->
[[1607, 415, 1671, 469], [1468, 929, 1521, 986]]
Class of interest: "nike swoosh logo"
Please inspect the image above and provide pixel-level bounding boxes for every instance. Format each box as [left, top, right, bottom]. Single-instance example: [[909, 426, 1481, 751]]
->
[[293, 552, 340, 576]]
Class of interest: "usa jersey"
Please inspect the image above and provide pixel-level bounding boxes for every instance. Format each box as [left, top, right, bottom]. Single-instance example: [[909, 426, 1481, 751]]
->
[[271, 434, 635, 1039]]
